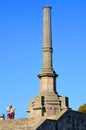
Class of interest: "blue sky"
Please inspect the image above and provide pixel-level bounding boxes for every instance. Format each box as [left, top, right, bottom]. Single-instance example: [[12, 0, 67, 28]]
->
[[0, 0, 86, 119]]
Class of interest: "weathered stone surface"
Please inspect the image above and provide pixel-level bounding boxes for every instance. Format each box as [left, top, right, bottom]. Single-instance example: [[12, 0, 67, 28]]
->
[[37, 110, 86, 130], [1, 5, 86, 130], [0, 109, 86, 130], [27, 6, 69, 120], [0, 117, 45, 130]]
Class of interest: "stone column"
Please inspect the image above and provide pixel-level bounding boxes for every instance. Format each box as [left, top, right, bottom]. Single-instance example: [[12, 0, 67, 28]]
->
[[27, 6, 69, 119], [38, 6, 58, 93], [42, 6, 52, 69], [38, 6, 57, 78]]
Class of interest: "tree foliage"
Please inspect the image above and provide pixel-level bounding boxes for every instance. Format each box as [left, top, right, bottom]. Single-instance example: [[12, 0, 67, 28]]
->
[[78, 103, 86, 113]]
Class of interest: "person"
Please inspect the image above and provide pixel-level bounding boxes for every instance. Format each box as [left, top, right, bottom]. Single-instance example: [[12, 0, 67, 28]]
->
[[6, 105, 15, 119], [0, 114, 5, 120], [9, 105, 15, 119], [6, 107, 10, 119]]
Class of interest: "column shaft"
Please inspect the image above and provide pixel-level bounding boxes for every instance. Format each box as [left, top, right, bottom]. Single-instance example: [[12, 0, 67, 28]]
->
[[43, 6, 53, 69]]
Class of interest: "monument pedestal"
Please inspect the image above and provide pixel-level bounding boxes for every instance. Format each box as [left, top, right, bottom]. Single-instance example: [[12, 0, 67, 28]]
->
[[27, 91, 68, 119]]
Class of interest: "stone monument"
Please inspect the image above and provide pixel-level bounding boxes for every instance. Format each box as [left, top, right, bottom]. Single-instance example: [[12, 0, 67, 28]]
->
[[0, 6, 86, 130], [27, 6, 69, 120]]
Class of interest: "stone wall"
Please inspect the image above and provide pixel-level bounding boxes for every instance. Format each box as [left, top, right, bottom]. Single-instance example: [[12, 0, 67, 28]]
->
[[56, 110, 86, 130], [0, 118, 41, 130], [37, 110, 86, 130], [0, 110, 86, 130]]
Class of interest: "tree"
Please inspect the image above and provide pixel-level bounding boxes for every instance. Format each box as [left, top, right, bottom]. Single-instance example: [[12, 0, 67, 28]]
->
[[78, 103, 86, 113]]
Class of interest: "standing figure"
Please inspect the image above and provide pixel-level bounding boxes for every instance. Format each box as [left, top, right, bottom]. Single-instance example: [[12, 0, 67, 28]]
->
[[6, 105, 15, 119], [9, 105, 15, 119], [6, 107, 10, 119]]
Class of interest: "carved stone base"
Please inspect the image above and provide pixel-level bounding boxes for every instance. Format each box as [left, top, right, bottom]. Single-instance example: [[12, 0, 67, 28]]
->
[[27, 91, 69, 119]]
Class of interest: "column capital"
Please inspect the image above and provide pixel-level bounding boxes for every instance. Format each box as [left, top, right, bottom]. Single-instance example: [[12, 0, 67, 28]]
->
[[42, 6, 52, 9]]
